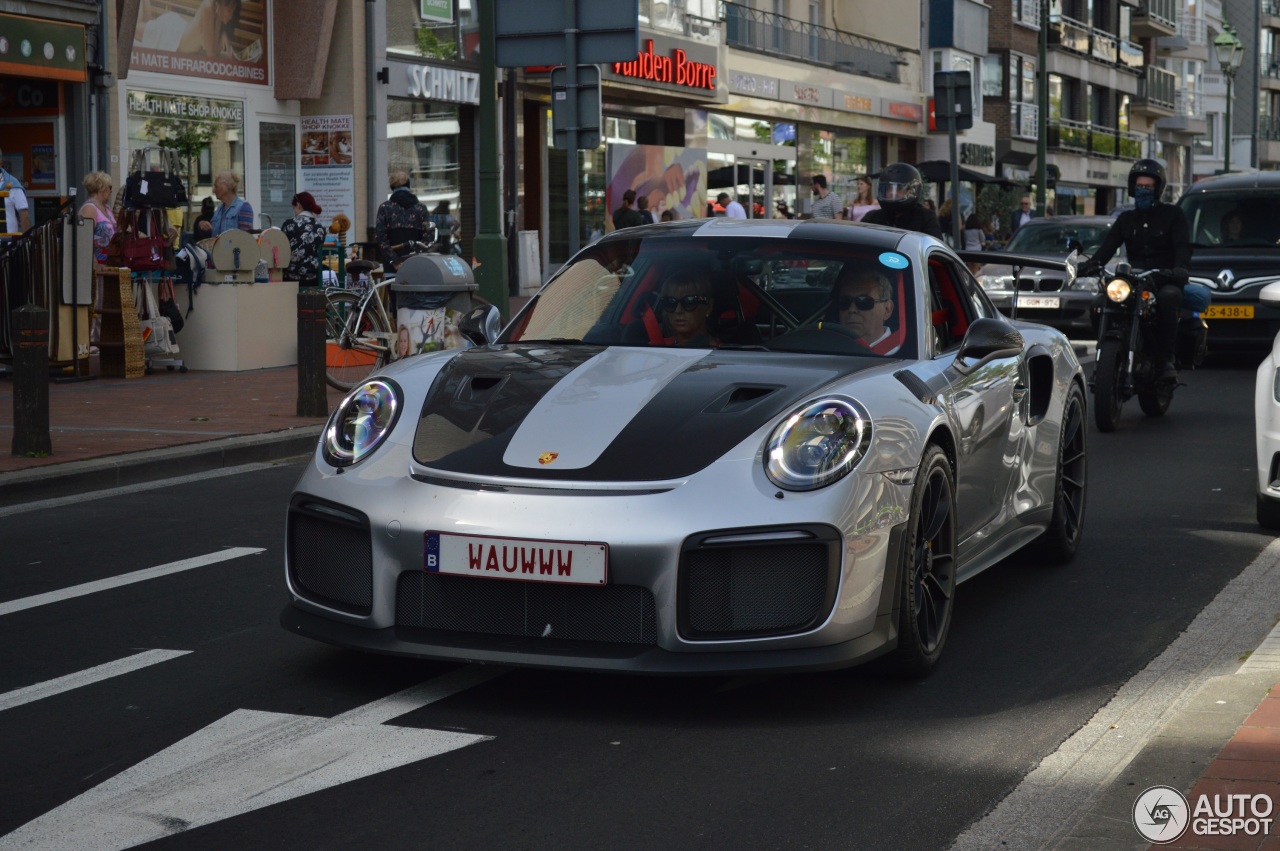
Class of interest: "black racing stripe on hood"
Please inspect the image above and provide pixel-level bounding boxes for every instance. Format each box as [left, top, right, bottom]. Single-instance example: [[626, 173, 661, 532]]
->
[[587, 352, 880, 480], [412, 344, 602, 470], [413, 344, 883, 481]]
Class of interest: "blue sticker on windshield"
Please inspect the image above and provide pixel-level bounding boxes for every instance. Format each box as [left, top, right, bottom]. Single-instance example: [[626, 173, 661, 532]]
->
[[879, 252, 909, 270]]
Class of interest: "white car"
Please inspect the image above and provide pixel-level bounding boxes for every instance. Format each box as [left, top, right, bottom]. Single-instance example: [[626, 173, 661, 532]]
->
[[1256, 281, 1280, 528]]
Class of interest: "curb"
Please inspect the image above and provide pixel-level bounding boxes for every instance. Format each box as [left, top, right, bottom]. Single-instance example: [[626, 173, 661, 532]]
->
[[0, 426, 324, 508]]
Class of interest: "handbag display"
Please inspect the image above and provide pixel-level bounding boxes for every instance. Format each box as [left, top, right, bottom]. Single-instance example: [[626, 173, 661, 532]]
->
[[157, 276, 185, 333], [137, 276, 179, 356], [111, 209, 172, 272], [124, 147, 188, 210]]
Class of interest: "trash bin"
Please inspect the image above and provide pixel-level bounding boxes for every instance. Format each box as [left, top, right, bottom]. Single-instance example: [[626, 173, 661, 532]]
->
[[389, 254, 479, 359]]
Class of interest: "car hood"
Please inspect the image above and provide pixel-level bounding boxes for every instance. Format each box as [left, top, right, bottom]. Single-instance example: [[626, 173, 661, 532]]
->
[[410, 343, 883, 481], [1188, 245, 1280, 276]]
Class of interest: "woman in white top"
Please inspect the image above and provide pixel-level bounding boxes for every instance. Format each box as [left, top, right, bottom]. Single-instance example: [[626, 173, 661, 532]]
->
[[846, 175, 879, 222]]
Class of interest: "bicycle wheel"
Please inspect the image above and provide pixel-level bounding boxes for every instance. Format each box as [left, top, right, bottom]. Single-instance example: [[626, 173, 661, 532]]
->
[[325, 291, 390, 391]]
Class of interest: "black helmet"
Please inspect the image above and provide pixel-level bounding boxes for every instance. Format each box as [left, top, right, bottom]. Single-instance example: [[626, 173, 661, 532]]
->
[[1127, 158, 1167, 197], [876, 162, 923, 211]]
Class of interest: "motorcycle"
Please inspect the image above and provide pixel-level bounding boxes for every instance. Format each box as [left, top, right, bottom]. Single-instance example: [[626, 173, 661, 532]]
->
[[1089, 264, 1207, 432]]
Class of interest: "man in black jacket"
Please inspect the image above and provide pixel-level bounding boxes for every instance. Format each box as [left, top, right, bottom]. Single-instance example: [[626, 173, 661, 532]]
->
[[861, 163, 943, 239], [1080, 158, 1190, 380]]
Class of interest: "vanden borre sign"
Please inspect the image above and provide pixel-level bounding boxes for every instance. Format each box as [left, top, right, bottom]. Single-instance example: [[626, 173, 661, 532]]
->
[[602, 35, 722, 101]]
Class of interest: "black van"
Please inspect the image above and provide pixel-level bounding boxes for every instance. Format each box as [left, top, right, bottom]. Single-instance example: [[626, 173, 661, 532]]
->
[[1177, 172, 1280, 350]]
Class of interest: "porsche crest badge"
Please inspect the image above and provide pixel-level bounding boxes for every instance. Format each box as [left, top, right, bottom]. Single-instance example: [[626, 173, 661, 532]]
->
[[538, 452, 559, 465]]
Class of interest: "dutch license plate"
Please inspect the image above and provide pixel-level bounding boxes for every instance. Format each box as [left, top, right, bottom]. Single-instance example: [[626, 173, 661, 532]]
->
[[1203, 305, 1255, 319], [1017, 296, 1060, 309], [425, 532, 607, 585]]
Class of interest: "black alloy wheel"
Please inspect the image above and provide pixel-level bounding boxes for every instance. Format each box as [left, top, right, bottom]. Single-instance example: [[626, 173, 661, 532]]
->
[[891, 444, 957, 676], [1030, 384, 1087, 563]]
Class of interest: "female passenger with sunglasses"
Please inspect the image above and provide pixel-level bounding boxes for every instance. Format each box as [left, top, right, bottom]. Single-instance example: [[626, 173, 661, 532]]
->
[[657, 269, 718, 347]]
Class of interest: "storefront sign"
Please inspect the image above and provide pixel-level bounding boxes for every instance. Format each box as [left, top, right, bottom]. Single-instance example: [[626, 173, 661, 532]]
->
[[612, 39, 716, 90], [408, 64, 479, 105], [131, 0, 270, 86], [0, 13, 86, 82], [729, 73, 779, 100], [783, 82, 830, 108], [883, 100, 924, 123], [421, 0, 453, 24], [299, 115, 355, 232], [0, 77, 60, 116], [960, 143, 995, 167], [838, 93, 879, 115], [127, 90, 244, 125]]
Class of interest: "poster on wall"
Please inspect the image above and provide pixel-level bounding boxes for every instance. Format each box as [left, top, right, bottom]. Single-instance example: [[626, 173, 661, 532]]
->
[[604, 145, 707, 232], [30, 145, 55, 186], [131, 0, 270, 86], [298, 115, 355, 233]]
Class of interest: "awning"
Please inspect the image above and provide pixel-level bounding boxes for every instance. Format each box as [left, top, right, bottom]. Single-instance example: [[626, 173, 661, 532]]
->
[[0, 13, 86, 82]]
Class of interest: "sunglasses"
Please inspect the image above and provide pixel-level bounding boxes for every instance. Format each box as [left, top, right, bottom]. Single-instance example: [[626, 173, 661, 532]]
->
[[837, 294, 889, 311], [658, 294, 710, 313]]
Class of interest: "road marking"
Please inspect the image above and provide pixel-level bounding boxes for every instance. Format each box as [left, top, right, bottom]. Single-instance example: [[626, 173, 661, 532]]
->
[[0, 665, 506, 851], [0, 548, 265, 617], [0, 650, 191, 713], [949, 536, 1280, 850], [0, 461, 292, 519]]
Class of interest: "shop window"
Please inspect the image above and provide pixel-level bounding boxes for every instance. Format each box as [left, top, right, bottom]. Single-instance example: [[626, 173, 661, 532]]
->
[[388, 98, 462, 217]]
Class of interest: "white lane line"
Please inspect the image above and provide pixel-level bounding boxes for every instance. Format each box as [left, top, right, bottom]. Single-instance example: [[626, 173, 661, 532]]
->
[[0, 461, 292, 519], [949, 536, 1280, 850], [0, 548, 265, 617], [0, 650, 192, 713]]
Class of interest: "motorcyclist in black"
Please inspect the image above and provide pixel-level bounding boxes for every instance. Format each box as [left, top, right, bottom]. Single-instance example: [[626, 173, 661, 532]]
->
[[1079, 158, 1190, 380], [861, 163, 944, 239]]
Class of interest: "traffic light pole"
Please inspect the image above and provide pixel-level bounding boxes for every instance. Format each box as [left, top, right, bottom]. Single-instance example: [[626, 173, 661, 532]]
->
[[475, 0, 510, 315]]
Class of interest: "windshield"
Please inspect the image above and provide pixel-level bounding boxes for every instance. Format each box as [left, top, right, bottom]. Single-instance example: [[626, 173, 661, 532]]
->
[[1005, 222, 1111, 255], [1178, 190, 1280, 248], [502, 235, 920, 358]]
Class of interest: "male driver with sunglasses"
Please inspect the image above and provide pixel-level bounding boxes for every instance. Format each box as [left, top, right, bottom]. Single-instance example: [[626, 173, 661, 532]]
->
[[834, 268, 899, 355]]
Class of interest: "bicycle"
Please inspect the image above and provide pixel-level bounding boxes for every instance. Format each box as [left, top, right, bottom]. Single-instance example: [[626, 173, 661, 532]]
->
[[323, 239, 432, 391]]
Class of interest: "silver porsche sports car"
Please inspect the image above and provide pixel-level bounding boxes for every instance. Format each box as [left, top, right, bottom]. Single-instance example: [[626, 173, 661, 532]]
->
[[282, 218, 1088, 676]]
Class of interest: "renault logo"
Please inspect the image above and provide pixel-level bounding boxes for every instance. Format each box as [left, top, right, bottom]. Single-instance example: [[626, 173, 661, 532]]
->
[[1217, 268, 1236, 289]]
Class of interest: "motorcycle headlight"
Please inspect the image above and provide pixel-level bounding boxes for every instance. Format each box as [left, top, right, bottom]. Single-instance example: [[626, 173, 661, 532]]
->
[[765, 397, 872, 491], [1106, 279, 1132, 303], [323, 378, 402, 467], [978, 273, 1014, 293]]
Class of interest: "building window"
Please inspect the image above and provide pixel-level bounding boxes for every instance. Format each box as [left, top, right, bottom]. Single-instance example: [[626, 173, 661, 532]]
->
[[126, 89, 245, 209], [387, 98, 461, 214], [982, 54, 1003, 97]]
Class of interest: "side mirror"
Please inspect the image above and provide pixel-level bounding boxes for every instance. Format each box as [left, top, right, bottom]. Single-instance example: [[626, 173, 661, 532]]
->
[[955, 316, 1024, 374], [459, 303, 502, 346], [1261, 281, 1280, 310]]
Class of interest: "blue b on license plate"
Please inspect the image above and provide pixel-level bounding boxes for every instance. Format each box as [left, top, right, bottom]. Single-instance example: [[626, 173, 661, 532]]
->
[[424, 532, 608, 585]]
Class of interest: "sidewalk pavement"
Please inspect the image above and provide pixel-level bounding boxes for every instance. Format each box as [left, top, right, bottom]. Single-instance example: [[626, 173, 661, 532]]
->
[[2, 360, 1280, 849]]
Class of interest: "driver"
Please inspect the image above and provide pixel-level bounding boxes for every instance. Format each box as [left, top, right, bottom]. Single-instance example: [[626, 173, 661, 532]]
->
[[1079, 158, 1190, 380], [861, 163, 944, 239], [832, 267, 900, 355], [374, 171, 432, 272]]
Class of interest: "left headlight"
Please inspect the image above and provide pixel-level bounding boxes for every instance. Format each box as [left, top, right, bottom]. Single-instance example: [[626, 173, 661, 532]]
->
[[323, 378, 402, 467], [765, 397, 873, 491]]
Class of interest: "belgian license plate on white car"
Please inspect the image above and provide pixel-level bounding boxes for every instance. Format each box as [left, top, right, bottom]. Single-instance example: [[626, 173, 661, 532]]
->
[[1017, 296, 1060, 309], [425, 532, 608, 585]]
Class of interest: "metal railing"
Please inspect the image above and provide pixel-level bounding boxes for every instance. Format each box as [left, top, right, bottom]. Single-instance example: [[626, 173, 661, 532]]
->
[[1136, 0, 1178, 29], [1012, 101, 1038, 138], [1137, 66, 1178, 110], [1118, 39, 1144, 69], [1264, 53, 1280, 80], [721, 1, 904, 81], [1050, 14, 1091, 53], [1049, 13, 1139, 72], [1261, 116, 1280, 141], [1174, 90, 1204, 120], [1048, 118, 1143, 158], [1265, 0, 1280, 17], [1177, 14, 1207, 46]]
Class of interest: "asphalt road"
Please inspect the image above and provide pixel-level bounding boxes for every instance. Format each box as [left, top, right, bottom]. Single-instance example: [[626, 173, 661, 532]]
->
[[0, 358, 1269, 851]]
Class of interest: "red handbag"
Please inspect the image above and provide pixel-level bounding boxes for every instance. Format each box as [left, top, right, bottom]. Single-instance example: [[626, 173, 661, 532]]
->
[[119, 210, 170, 272]]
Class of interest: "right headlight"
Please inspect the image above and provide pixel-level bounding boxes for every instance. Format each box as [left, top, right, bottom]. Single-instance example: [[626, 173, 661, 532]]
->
[[1106, 279, 1132, 303], [765, 397, 873, 491], [323, 378, 402, 467]]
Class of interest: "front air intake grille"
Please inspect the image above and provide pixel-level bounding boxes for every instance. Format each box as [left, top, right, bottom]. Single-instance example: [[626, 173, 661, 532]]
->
[[1018, 278, 1063, 293], [396, 572, 658, 645], [680, 534, 836, 640], [288, 502, 373, 615]]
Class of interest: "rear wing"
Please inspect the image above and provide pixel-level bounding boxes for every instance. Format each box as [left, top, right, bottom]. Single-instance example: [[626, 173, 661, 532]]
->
[[953, 249, 1085, 322]]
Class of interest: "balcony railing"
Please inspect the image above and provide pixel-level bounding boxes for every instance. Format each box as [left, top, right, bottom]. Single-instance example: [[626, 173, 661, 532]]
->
[[1265, 0, 1280, 17], [721, 1, 904, 81], [1262, 116, 1280, 141], [1137, 0, 1177, 29], [1047, 118, 1143, 158], [1013, 101, 1038, 139], [1137, 66, 1178, 110], [1264, 53, 1280, 80], [1174, 90, 1204, 120], [1177, 14, 1206, 46], [1048, 14, 1139, 72], [638, 0, 723, 42]]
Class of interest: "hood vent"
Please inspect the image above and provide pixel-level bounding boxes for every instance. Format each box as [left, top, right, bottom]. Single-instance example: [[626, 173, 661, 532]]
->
[[705, 384, 780, 414]]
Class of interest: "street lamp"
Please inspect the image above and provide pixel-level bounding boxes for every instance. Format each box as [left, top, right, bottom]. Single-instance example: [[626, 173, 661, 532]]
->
[[1214, 24, 1245, 173]]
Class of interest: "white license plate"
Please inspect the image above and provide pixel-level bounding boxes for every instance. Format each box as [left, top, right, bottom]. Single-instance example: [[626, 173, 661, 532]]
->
[[1017, 296, 1060, 309], [425, 532, 607, 585]]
